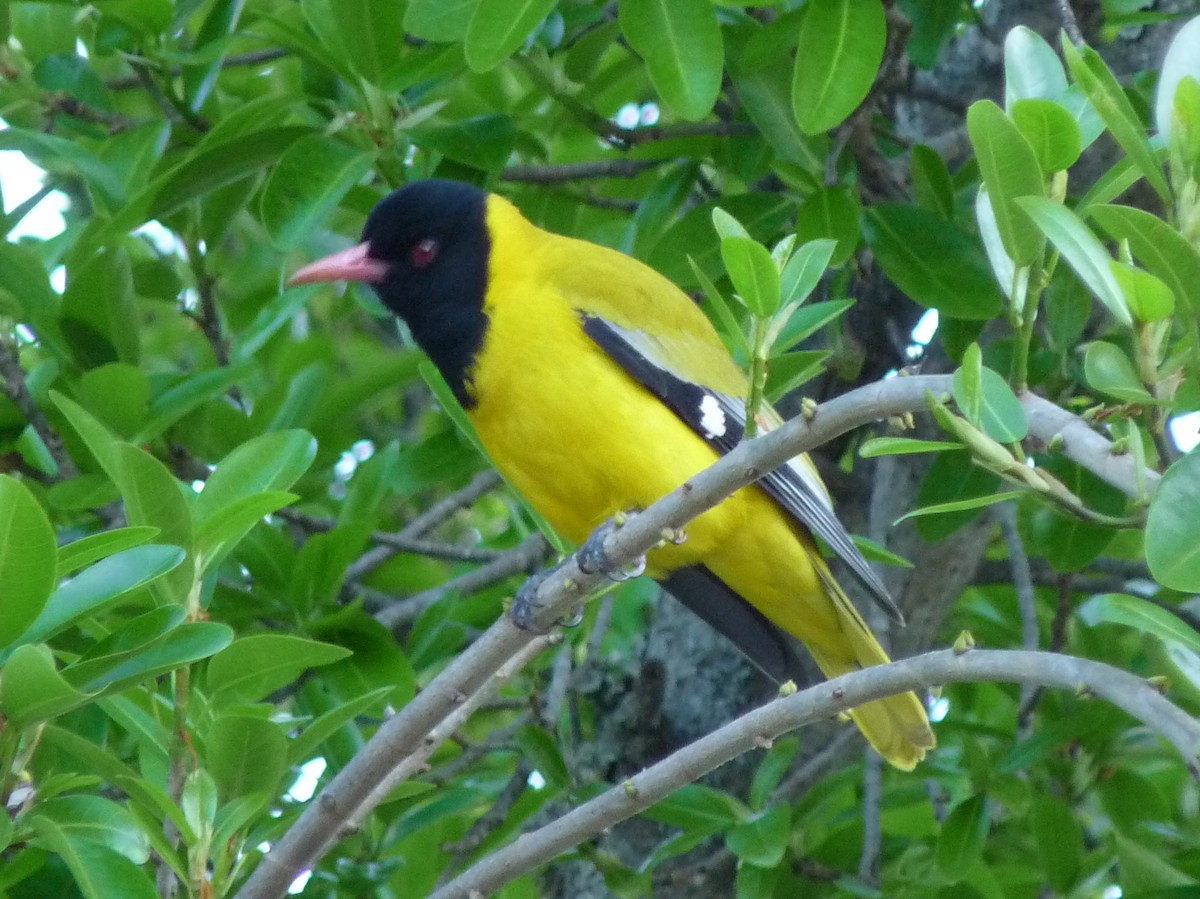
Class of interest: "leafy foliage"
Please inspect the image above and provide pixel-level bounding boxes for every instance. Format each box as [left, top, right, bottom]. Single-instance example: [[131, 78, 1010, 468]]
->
[[1, 2, 1200, 897]]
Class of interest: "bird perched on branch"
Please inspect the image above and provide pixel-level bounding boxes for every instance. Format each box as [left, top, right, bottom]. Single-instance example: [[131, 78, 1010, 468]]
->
[[291, 179, 935, 769]]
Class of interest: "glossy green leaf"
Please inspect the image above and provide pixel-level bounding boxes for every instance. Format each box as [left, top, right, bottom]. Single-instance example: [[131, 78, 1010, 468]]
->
[[748, 737, 800, 810], [780, 239, 836, 307], [33, 796, 150, 864], [1083, 341, 1152, 403], [208, 714, 288, 802], [953, 364, 1028, 442], [1147, 453, 1200, 591], [794, 188, 860, 266], [1156, 17, 1200, 143], [956, 343, 983, 425], [1031, 795, 1082, 892], [967, 99, 1045, 265], [195, 430, 316, 522], [11, 545, 184, 653], [1003, 26, 1067, 107], [859, 437, 966, 457], [897, 490, 1024, 525], [1079, 593, 1200, 654], [1089, 203, 1200, 318], [910, 144, 955, 218], [330, 0, 407, 84], [772, 299, 853, 348], [763, 350, 827, 400], [56, 527, 159, 579], [30, 817, 159, 899], [287, 686, 394, 765], [207, 634, 352, 704], [851, 535, 914, 568], [1017, 197, 1132, 326], [81, 622, 232, 695], [1, 644, 92, 728], [1062, 38, 1170, 204], [936, 794, 987, 879], [63, 606, 187, 690], [619, 0, 723, 120], [689, 255, 750, 359], [725, 805, 790, 868], [465, 0, 557, 72], [722, 236, 781, 316], [642, 783, 748, 829], [650, 194, 791, 288], [1011, 98, 1083, 173], [404, 0, 478, 42], [0, 475, 56, 647], [194, 491, 297, 567], [515, 725, 571, 790], [1110, 261, 1174, 322], [133, 363, 255, 444], [792, 0, 886, 134], [260, 135, 376, 251], [864, 204, 1003, 320], [731, 55, 826, 173]]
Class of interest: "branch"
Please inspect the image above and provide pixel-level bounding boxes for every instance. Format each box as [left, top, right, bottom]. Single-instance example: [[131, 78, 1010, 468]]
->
[[0, 339, 78, 481], [233, 374, 1159, 899], [276, 508, 506, 563], [501, 160, 661, 183], [431, 649, 1200, 899]]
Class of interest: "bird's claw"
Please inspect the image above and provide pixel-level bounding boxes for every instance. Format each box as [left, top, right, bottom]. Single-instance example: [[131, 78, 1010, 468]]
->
[[577, 519, 646, 582], [511, 569, 585, 632]]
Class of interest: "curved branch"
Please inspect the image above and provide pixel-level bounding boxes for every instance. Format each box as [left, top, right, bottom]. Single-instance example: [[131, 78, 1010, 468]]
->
[[432, 648, 1200, 899], [234, 374, 1160, 899]]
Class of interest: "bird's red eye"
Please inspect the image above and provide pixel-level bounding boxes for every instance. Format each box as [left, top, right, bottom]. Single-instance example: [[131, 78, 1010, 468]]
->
[[411, 238, 439, 269]]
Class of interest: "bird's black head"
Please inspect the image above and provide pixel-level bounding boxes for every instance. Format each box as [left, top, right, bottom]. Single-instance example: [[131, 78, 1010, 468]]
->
[[362, 180, 491, 405]]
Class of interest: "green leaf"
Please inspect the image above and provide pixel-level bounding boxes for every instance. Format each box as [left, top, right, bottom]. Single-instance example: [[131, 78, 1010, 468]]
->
[[935, 794, 987, 880], [195, 430, 316, 522], [897, 490, 1025, 525], [1089, 203, 1200, 319], [287, 686, 394, 765], [207, 714, 288, 802], [864, 204, 1004, 320], [29, 817, 159, 899], [194, 491, 297, 568], [966, 99, 1045, 265], [1016, 197, 1132, 326], [689, 255, 751, 360], [10, 545, 185, 654], [515, 725, 571, 791], [725, 805, 790, 868], [0, 475, 56, 647], [1003, 26, 1067, 107], [1031, 796, 1081, 892], [1062, 38, 1170, 204], [1, 644, 92, 728], [1083, 341, 1152, 404], [133, 362, 255, 444], [329, 0, 407, 85], [712, 207, 752, 241], [465, 0, 557, 72], [642, 783, 748, 829], [618, 0, 723, 120], [955, 343, 983, 425], [1079, 593, 1200, 655], [404, 0, 479, 42], [953, 364, 1028, 442], [1110, 261, 1174, 322], [56, 527, 159, 579], [1114, 832, 1195, 893], [721, 236, 781, 316], [207, 634, 352, 704], [413, 115, 517, 170], [32, 796, 150, 864], [63, 606, 187, 690], [859, 437, 966, 457], [772, 299, 853, 348], [110, 443, 193, 604], [851, 534, 914, 568], [80, 622, 232, 695], [792, 0, 886, 134], [1011, 98, 1083, 173], [1147, 453, 1200, 591], [910, 144, 955, 218], [1155, 16, 1200, 144], [650, 194, 791, 288], [260, 135, 376, 251], [749, 737, 799, 810], [736, 862, 781, 899], [794, 188, 860, 266], [763, 350, 827, 401]]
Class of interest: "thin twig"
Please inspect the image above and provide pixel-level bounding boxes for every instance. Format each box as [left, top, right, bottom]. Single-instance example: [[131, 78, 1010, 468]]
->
[[108, 49, 290, 90], [373, 535, 549, 631], [431, 649, 1200, 899], [0, 339, 78, 481], [1058, 0, 1085, 46], [996, 503, 1039, 738], [502, 160, 661, 183], [277, 508, 505, 563], [858, 751, 883, 883]]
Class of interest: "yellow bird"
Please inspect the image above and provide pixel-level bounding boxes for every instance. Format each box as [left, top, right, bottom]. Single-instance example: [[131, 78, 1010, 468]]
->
[[291, 180, 935, 769]]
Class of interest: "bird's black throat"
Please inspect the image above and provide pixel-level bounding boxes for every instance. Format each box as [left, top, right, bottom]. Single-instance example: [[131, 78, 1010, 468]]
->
[[362, 180, 492, 408]]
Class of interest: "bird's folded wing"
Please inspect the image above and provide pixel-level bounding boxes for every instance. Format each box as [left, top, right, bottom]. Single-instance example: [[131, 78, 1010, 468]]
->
[[580, 313, 903, 624]]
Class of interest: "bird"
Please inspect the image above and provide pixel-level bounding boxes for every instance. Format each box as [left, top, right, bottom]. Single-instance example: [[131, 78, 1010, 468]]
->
[[290, 179, 935, 769]]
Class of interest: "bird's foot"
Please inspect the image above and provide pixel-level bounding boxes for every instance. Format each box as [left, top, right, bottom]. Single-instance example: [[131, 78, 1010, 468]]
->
[[577, 517, 646, 582], [511, 568, 586, 633]]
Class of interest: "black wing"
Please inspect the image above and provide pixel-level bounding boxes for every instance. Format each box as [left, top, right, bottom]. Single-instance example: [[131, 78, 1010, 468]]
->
[[582, 314, 902, 624]]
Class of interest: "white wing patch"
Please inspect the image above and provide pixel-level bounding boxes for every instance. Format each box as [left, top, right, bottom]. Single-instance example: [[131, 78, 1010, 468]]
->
[[698, 394, 727, 438]]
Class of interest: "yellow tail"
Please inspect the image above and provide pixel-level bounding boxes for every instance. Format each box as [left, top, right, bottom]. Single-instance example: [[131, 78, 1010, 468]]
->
[[807, 563, 936, 771]]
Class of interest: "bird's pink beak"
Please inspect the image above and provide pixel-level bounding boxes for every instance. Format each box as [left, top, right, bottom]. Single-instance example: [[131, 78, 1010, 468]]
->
[[288, 243, 391, 286]]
